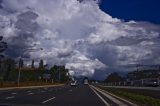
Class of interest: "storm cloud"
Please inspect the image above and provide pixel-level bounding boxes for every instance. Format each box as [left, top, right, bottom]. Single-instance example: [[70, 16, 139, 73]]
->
[[0, 0, 160, 79]]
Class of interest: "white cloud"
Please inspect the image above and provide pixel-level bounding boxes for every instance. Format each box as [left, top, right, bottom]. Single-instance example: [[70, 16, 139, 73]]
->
[[66, 51, 106, 77], [1, 0, 160, 79]]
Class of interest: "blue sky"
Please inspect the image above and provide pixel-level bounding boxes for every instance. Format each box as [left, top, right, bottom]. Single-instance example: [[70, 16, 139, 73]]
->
[[100, 0, 160, 24]]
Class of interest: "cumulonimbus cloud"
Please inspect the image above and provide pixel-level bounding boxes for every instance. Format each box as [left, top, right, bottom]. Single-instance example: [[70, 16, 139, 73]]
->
[[0, 0, 160, 79]]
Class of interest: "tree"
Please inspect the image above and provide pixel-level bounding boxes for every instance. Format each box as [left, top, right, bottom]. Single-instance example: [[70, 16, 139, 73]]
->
[[31, 59, 34, 68], [39, 59, 44, 69], [104, 72, 124, 83], [0, 36, 7, 75], [3, 58, 16, 81], [50, 65, 69, 82], [0, 36, 7, 54]]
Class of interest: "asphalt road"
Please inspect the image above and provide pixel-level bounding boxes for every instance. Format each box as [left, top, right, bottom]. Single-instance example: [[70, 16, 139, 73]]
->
[[0, 85, 107, 106]]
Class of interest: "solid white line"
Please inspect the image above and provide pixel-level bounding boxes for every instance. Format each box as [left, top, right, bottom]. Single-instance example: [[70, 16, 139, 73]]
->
[[91, 85, 128, 106], [42, 97, 56, 104], [5, 96, 15, 99], [97, 85, 138, 106], [90, 86, 110, 106]]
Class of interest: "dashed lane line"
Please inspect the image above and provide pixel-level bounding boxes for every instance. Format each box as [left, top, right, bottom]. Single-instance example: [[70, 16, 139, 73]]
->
[[27, 90, 31, 92], [27, 93, 34, 95], [11, 93, 17, 95], [5, 96, 15, 100], [41, 90, 45, 93], [42, 97, 56, 104]]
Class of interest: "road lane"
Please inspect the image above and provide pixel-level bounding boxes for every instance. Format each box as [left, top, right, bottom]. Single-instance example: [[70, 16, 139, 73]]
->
[[50, 85, 106, 106], [0, 85, 71, 105], [0, 84, 140, 106], [0, 84, 107, 106]]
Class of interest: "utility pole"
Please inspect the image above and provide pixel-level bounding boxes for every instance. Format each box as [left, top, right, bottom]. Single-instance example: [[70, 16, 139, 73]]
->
[[17, 58, 23, 86], [31, 59, 34, 68], [58, 67, 61, 82]]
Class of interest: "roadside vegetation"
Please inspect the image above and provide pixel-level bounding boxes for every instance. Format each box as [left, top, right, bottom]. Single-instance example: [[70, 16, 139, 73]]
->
[[0, 35, 70, 88], [98, 86, 160, 106], [0, 58, 70, 88]]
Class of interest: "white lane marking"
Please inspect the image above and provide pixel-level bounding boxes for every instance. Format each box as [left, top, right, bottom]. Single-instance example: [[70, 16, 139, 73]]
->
[[90, 86, 110, 106], [41, 90, 45, 93], [97, 85, 138, 106], [5, 96, 15, 99], [27, 90, 31, 92], [42, 97, 56, 104], [91, 85, 128, 106], [11, 93, 17, 95], [28, 93, 34, 95]]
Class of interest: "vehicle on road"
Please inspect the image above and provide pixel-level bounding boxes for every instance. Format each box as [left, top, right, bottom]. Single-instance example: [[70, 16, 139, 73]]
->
[[84, 79, 88, 85], [143, 78, 159, 87], [70, 80, 77, 86]]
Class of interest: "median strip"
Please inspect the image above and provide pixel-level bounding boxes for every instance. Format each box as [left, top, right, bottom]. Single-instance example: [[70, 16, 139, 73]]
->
[[98, 86, 160, 106], [97, 85, 138, 106]]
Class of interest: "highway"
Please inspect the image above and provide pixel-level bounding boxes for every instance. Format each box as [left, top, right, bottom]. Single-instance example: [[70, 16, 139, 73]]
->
[[0, 84, 137, 106]]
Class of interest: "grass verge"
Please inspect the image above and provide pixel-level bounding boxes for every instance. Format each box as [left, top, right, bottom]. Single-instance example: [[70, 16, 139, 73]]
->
[[97, 86, 160, 106]]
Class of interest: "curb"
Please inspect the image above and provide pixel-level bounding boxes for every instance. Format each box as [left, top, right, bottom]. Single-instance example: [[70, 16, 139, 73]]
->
[[0, 84, 64, 91]]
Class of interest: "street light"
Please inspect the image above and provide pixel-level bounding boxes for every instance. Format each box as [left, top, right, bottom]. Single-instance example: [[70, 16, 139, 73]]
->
[[17, 48, 43, 87]]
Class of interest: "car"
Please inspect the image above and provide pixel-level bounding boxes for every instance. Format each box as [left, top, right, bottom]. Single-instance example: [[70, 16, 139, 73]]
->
[[84, 79, 88, 85], [70, 80, 77, 86]]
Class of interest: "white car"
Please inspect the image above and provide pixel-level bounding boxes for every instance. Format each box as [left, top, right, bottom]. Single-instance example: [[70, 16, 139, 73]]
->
[[84, 79, 88, 85], [70, 80, 77, 86]]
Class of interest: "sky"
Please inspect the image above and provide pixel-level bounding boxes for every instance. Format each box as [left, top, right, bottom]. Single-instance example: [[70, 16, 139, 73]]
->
[[100, 0, 160, 24], [0, 0, 160, 80]]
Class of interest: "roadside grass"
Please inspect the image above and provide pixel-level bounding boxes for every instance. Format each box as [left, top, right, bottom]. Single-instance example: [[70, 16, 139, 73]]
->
[[98, 86, 160, 106]]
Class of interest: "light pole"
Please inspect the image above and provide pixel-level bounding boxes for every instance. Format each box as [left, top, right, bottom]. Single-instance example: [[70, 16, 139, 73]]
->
[[17, 48, 43, 87], [58, 68, 61, 82], [17, 58, 23, 86]]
